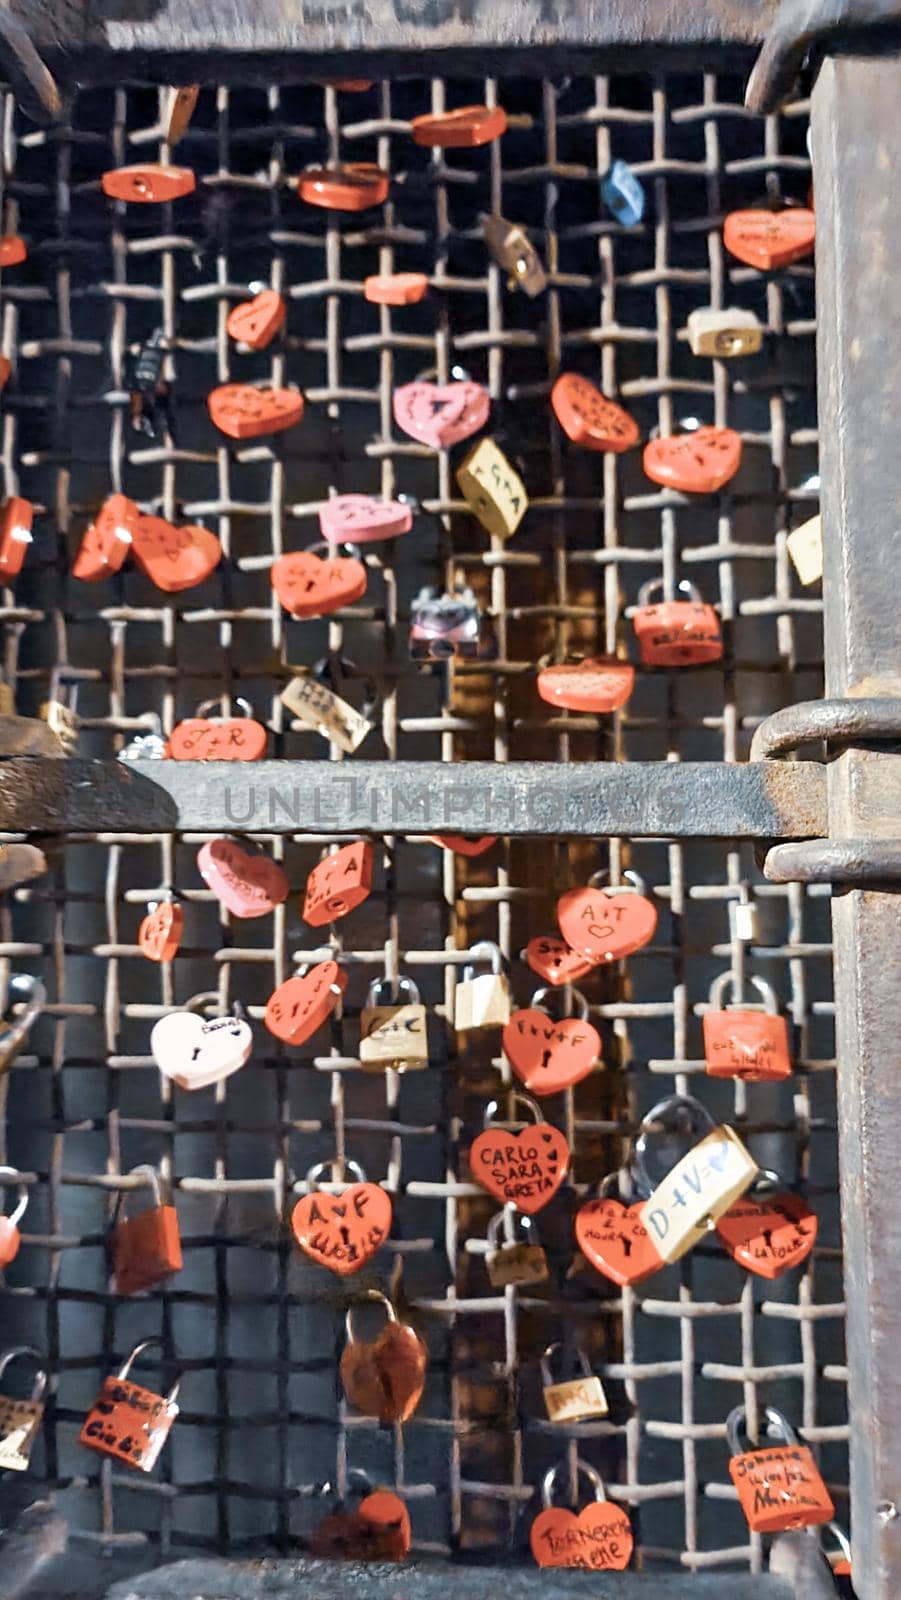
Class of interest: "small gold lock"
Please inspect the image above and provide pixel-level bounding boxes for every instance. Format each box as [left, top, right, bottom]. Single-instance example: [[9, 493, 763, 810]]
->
[[484, 1209, 549, 1288], [456, 438, 528, 541], [540, 1342, 608, 1423], [38, 698, 79, 753], [281, 675, 372, 754], [787, 514, 823, 586], [454, 941, 511, 1031], [481, 212, 547, 298], [0, 681, 14, 716], [0, 1347, 47, 1471], [685, 306, 763, 358], [636, 1097, 758, 1265], [360, 977, 429, 1072]]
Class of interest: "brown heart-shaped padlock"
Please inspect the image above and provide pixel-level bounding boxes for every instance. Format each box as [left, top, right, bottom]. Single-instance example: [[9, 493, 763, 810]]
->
[[530, 1502, 633, 1571], [340, 1296, 427, 1423], [574, 1195, 663, 1287], [291, 1179, 392, 1276], [715, 1189, 817, 1279], [642, 426, 742, 495], [138, 901, 183, 963], [503, 1004, 600, 1096], [469, 1122, 569, 1215], [271, 550, 367, 620], [131, 516, 222, 593]]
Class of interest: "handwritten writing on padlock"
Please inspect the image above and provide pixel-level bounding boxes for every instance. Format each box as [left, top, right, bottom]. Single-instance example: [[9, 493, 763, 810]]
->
[[302, 840, 373, 927], [360, 978, 428, 1071], [639, 1126, 758, 1264], [726, 1407, 834, 1533], [502, 991, 600, 1095], [484, 1211, 549, 1288], [456, 436, 527, 540], [703, 974, 792, 1082], [80, 1342, 180, 1474], [292, 1169, 392, 1276], [0, 1349, 46, 1471], [541, 1344, 608, 1423], [281, 675, 373, 753], [470, 1098, 569, 1215]]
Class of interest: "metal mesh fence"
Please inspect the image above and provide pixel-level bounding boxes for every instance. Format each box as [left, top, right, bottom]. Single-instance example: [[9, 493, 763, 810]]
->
[[0, 66, 845, 1577]]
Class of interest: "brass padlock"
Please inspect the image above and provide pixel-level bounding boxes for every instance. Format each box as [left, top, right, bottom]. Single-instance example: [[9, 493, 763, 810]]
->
[[38, 698, 79, 754], [281, 669, 374, 754], [360, 976, 429, 1072], [484, 1207, 548, 1288], [454, 941, 511, 1031], [685, 306, 763, 357], [636, 1094, 758, 1264], [540, 1341, 608, 1423], [481, 212, 547, 297], [0, 973, 47, 1078], [787, 513, 823, 586], [456, 437, 528, 540], [0, 1346, 46, 1471]]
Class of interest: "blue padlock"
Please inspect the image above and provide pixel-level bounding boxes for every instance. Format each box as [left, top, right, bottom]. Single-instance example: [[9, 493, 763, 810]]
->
[[601, 159, 645, 227]]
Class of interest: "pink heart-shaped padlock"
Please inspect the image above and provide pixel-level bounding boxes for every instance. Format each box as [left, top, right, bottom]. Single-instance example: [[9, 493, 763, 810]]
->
[[392, 380, 489, 450], [319, 494, 413, 545], [197, 839, 290, 919]]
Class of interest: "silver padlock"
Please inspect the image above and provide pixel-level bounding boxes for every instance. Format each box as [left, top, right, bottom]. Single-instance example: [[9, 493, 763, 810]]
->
[[455, 941, 511, 1031], [540, 1341, 609, 1423], [359, 976, 429, 1072], [484, 1207, 548, 1288], [0, 1346, 47, 1471]]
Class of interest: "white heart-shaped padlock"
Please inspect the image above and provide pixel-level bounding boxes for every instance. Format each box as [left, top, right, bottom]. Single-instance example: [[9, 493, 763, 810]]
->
[[150, 1011, 253, 1091]]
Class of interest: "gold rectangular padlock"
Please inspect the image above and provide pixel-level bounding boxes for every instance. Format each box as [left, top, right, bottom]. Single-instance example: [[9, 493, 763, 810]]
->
[[639, 1126, 758, 1264], [787, 514, 823, 586], [360, 1003, 429, 1071], [38, 699, 79, 753], [543, 1377, 608, 1424], [281, 676, 372, 754], [456, 437, 528, 541], [0, 1396, 43, 1471], [454, 971, 511, 1031], [481, 212, 547, 298], [485, 1241, 549, 1289], [686, 306, 763, 358]]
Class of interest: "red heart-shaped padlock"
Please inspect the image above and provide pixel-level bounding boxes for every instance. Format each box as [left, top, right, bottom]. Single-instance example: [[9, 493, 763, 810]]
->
[[723, 207, 815, 271], [298, 164, 389, 211], [358, 1491, 411, 1558], [291, 1182, 392, 1275], [271, 550, 367, 619], [0, 1215, 21, 1267], [309, 1491, 411, 1562], [643, 426, 742, 495], [469, 1124, 569, 1214], [536, 658, 635, 713], [208, 384, 304, 440], [72, 494, 139, 582], [226, 289, 286, 350], [574, 1196, 662, 1286], [364, 272, 429, 307], [302, 840, 373, 927], [0, 236, 26, 267], [410, 105, 507, 149], [427, 834, 497, 857], [0, 497, 32, 580], [319, 494, 413, 544], [530, 1503, 633, 1571], [138, 902, 184, 962], [715, 1190, 817, 1279], [523, 936, 594, 987], [392, 380, 490, 450], [264, 960, 348, 1045], [168, 717, 267, 762], [502, 1007, 600, 1096], [0, 357, 10, 393], [197, 839, 289, 919], [132, 516, 222, 592], [550, 374, 639, 453], [102, 164, 196, 203], [557, 886, 657, 963]]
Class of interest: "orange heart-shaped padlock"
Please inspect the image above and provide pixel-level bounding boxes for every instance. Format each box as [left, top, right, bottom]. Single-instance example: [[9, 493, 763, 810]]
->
[[550, 374, 639, 453], [309, 1491, 410, 1562], [557, 884, 657, 963], [226, 290, 286, 350], [102, 165, 196, 203], [0, 236, 26, 267], [72, 494, 139, 582], [197, 838, 290, 919], [427, 834, 497, 857], [723, 207, 815, 271], [503, 1007, 600, 1096], [469, 1124, 569, 1215], [0, 357, 9, 392], [340, 1307, 427, 1423], [536, 658, 635, 713], [410, 105, 507, 148], [264, 961, 348, 1045], [523, 936, 594, 987], [208, 384, 304, 440], [364, 272, 429, 306], [271, 549, 367, 619], [643, 426, 742, 495], [298, 164, 389, 211], [530, 1502, 634, 1570], [138, 902, 184, 963], [715, 1190, 817, 1279], [0, 497, 32, 580], [574, 1196, 663, 1287], [167, 716, 267, 761], [131, 516, 222, 592], [291, 1183, 392, 1275], [302, 840, 373, 926], [357, 1491, 411, 1559]]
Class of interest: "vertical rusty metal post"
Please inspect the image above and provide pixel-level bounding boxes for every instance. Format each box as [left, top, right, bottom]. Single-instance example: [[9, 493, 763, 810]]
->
[[812, 51, 901, 1600]]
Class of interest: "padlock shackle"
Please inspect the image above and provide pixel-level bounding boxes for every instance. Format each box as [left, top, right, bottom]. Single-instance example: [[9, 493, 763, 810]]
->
[[708, 971, 780, 1014], [483, 1091, 543, 1131], [307, 538, 364, 563], [725, 1403, 800, 1457], [632, 1094, 717, 1198], [463, 940, 504, 981], [528, 986, 589, 1022], [319, 1466, 377, 1504], [585, 867, 649, 901], [541, 1456, 607, 1510], [344, 1288, 397, 1344], [194, 696, 254, 722], [365, 974, 421, 1008], [0, 973, 47, 1071], [304, 1157, 367, 1191], [822, 1521, 852, 1565], [0, 1166, 29, 1228], [539, 1339, 593, 1387], [0, 1344, 47, 1399], [486, 1205, 533, 1250], [112, 1163, 167, 1224], [116, 1338, 181, 1404]]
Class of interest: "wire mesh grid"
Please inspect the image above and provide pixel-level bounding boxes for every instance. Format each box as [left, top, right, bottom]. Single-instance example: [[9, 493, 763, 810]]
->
[[0, 65, 846, 1577]]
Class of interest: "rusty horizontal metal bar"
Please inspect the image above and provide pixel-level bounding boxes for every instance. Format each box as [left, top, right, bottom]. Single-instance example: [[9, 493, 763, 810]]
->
[[0, 757, 826, 839]]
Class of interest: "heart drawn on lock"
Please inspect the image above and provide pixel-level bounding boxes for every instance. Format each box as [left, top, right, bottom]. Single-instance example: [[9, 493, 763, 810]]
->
[[536, 658, 635, 713], [550, 374, 639, 454], [715, 1191, 817, 1279], [168, 717, 268, 762], [530, 1503, 634, 1571], [72, 494, 139, 582], [392, 380, 490, 450], [150, 1011, 253, 1090], [523, 935, 594, 988], [138, 902, 183, 963], [469, 1124, 569, 1214], [264, 960, 348, 1045], [723, 207, 815, 271], [643, 426, 742, 495], [574, 1196, 663, 1287], [340, 1319, 427, 1423], [226, 289, 286, 350], [132, 517, 222, 593], [557, 886, 657, 964], [271, 550, 367, 620], [291, 1183, 392, 1275], [503, 1007, 600, 1095], [197, 839, 289, 919], [319, 494, 413, 545], [208, 383, 304, 440]]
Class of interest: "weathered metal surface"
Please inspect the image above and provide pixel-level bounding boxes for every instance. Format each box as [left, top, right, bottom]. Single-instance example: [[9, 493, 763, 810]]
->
[[764, 837, 901, 881], [750, 696, 901, 760], [747, 0, 901, 110], [812, 52, 901, 1600], [0, 1500, 69, 1600], [0, 757, 827, 840]]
